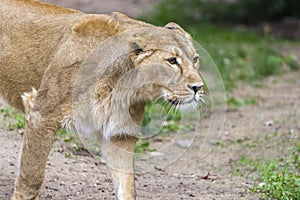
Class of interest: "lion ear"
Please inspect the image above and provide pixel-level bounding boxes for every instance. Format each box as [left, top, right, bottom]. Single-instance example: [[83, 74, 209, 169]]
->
[[164, 22, 191, 39], [165, 22, 184, 30], [130, 42, 153, 64], [72, 15, 119, 37], [131, 42, 144, 56]]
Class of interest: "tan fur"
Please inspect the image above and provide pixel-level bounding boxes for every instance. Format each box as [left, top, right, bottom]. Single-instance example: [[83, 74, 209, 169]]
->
[[0, 0, 204, 199]]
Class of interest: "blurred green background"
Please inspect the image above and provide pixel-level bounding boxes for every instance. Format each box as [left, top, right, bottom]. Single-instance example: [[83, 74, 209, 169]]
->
[[140, 0, 299, 91]]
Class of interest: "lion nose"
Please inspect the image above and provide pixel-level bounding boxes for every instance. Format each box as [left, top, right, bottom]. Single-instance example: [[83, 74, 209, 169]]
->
[[188, 84, 203, 93]]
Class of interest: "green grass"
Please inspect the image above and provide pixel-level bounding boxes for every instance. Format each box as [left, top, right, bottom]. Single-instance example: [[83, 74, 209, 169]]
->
[[252, 153, 300, 200], [56, 129, 81, 155], [56, 129, 77, 144], [135, 139, 155, 153], [0, 105, 25, 130], [227, 96, 258, 110], [187, 24, 263, 44], [235, 145, 300, 200]]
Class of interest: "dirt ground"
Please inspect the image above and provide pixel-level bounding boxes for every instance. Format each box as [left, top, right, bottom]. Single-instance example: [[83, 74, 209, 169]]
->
[[1, 1, 300, 200]]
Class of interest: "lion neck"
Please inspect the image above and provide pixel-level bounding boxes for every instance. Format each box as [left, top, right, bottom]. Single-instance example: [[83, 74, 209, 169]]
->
[[73, 53, 164, 140], [83, 57, 162, 140]]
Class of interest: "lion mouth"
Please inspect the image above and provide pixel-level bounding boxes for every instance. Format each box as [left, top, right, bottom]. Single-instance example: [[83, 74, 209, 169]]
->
[[168, 99, 181, 106], [167, 95, 207, 107], [167, 97, 195, 106]]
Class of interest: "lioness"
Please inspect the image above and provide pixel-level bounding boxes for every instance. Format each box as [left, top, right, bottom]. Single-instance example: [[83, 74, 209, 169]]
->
[[0, 0, 205, 199]]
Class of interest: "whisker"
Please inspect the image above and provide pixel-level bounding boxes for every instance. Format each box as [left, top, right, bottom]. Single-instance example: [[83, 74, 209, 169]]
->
[[165, 102, 174, 112], [167, 99, 177, 114], [175, 102, 180, 112]]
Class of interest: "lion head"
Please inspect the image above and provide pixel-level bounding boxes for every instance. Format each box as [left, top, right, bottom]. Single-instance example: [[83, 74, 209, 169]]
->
[[125, 22, 205, 111]]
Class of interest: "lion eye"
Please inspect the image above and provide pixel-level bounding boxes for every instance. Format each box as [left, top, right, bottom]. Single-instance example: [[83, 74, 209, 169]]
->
[[193, 56, 199, 64], [167, 57, 178, 65]]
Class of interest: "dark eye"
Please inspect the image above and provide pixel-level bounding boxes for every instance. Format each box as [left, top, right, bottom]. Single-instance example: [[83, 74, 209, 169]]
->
[[193, 56, 199, 64], [167, 57, 178, 65]]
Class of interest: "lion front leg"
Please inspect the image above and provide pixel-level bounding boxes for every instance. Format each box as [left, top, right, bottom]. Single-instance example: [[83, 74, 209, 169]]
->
[[12, 92, 59, 200], [12, 114, 58, 200], [102, 135, 137, 200]]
